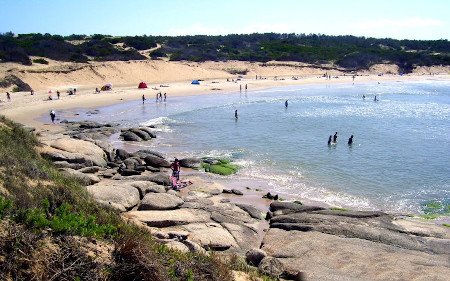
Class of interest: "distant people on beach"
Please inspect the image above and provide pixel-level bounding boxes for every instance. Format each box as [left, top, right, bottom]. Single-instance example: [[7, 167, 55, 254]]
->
[[170, 158, 181, 181], [164, 93, 167, 102], [348, 135, 354, 145], [235, 109, 238, 119], [374, 95, 378, 102], [285, 100, 288, 108], [142, 94, 145, 104], [328, 135, 332, 145], [240, 84, 242, 92], [245, 84, 248, 91], [73, 88, 77, 94], [156, 93, 159, 102], [31, 90, 34, 96], [57, 90, 60, 99], [50, 110, 56, 123], [363, 94, 365, 100], [6, 92, 10, 101], [95, 87, 100, 93], [333, 132, 338, 143]]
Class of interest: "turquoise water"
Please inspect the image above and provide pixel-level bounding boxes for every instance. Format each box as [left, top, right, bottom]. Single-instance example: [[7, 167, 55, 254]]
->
[[72, 81, 450, 213]]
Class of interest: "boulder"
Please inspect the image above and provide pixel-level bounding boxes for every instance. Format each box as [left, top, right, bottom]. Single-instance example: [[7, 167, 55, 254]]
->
[[138, 193, 184, 210], [124, 158, 141, 169], [59, 168, 101, 185], [182, 223, 238, 251], [258, 257, 284, 278], [125, 209, 211, 227], [49, 138, 107, 167], [138, 127, 157, 138], [129, 181, 166, 198], [222, 223, 261, 252], [246, 248, 267, 266], [121, 131, 141, 141], [132, 149, 164, 159], [115, 149, 130, 160], [92, 140, 115, 161], [78, 166, 101, 174], [179, 158, 202, 169], [53, 161, 85, 170], [148, 173, 171, 186], [165, 241, 190, 253], [232, 189, 243, 195], [236, 204, 264, 220], [182, 239, 206, 254], [119, 169, 141, 176], [144, 155, 170, 168], [87, 183, 140, 211], [130, 128, 152, 140]]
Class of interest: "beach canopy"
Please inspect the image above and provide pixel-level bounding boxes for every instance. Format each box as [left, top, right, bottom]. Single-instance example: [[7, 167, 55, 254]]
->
[[138, 82, 148, 89], [101, 84, 112, 91], [191, 80, 200, 85]]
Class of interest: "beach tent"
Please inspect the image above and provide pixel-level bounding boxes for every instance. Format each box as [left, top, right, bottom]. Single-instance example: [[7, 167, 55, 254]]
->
[[101, 83, 112, 91], [138, 82, 148, 89], [191, 80, 200, 85]]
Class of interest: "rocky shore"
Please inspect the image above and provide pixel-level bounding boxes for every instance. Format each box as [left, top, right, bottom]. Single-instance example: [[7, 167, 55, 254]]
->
[[37, 121, 450, 280]]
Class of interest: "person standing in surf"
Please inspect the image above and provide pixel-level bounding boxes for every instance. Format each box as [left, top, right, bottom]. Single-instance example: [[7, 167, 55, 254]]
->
[[333, 132, 338, 143], [285, 100, 288, 108], [328, 135, 332, 145], [142, 94, 146, 104], [348, 135, 354, 145], [235, 109, 238, 119], [50, 110, 56, 123]]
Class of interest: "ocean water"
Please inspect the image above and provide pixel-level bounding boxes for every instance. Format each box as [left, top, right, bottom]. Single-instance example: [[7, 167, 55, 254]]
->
[[71, 81, 450, 214]]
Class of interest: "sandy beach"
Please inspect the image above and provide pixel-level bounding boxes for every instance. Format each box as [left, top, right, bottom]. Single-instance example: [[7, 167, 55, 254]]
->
[[1, 59, 449, 132]]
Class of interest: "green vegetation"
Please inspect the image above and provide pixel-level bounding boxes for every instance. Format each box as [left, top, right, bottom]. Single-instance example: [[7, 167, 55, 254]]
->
[[225, 68, 249, 75], [1, 116, 270, 280], [1, 32, 449, 72], [419, 200, 450, 220], [202, 159, 239, 176], [443, 223, 450, 228], [32, 58, 49, 64]]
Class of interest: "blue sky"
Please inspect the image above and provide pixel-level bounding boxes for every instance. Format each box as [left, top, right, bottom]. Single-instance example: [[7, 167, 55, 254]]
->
[[1, 0, 449, 40]]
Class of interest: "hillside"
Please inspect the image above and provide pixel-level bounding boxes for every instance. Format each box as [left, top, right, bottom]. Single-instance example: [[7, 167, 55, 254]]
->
[[1, 32, 450, 74], [0, 116, 271, 281]]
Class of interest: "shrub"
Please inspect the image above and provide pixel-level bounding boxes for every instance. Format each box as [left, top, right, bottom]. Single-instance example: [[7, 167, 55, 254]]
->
[[225, 68, 249, 75], [32, 58, 49, 64], [0, 196, 13, 218], [11, 86, 20, 92]]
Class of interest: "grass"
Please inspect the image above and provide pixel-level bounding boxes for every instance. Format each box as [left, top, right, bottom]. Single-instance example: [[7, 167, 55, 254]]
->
[[202, 158, 239, 176], [442, 223, 450, 228], [0, 115, 276, 280]]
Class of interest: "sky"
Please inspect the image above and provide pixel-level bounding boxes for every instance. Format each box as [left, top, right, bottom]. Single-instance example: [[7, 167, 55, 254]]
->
[[1, 0, 449, 40]]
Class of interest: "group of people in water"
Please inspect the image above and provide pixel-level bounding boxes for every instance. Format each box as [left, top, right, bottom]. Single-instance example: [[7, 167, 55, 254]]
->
[[328, 132, 354, 146]]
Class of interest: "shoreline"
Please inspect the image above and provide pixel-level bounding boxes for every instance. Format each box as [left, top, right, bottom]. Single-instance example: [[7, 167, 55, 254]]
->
[[1, 73, 450, 219], [2, 72, 449, 133]]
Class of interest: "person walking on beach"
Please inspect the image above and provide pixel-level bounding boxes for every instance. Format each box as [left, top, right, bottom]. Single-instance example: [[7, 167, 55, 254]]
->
[[245, 84, 248, 91], [285, 100, 288, 108], [240, 84, 242, 92], [156, 93, 159, 102], [374, 95, 378, 102], [235, 109, 238, 119], [328, 135, 332, 145], [333, 132, 338, 143], [142, 94, 146, 104], [50, 110, 56, 123], [363, 94, 365, 100], [6, 92, 10, 101], [57, 90, 60, 99], [158, 92, 163, 102], [164, 93, 167, 102], [31, 90, 34, 96], [170, 158, 181, 181], [348, 135, 354, 145]]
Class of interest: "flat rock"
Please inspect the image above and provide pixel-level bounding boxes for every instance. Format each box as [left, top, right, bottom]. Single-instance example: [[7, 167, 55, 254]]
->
[[270, 201, 325, 213], [78, 166, 101, 174], [87, 183, 140, 211], [129, 181, 166, 198], [232, 189, 243, 195], [261, 227, 450, 281], [144, 155, 170, 168], [125, 209, 211, 227], [138, 193, 184, 210], [181, 223, 238, 251], [179, 157, 202, 169], [121, 131, 141, 141]]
